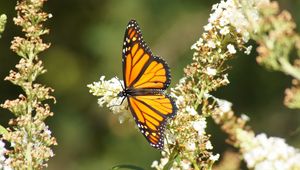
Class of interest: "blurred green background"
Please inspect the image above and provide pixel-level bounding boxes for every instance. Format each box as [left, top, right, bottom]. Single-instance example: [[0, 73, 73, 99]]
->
[[0, 0, 300, 169]]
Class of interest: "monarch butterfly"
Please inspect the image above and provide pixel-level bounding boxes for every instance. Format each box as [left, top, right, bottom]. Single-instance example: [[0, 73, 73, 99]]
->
[[118, 20, 177, 149]]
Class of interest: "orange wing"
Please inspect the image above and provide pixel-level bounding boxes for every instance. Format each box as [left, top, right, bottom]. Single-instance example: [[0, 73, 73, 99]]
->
[[122, 20, 171, 89], [127, 94, 176, 149]]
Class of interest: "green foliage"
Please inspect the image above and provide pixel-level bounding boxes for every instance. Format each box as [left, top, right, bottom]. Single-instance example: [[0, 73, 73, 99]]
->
[[0, 125, 8, 135]]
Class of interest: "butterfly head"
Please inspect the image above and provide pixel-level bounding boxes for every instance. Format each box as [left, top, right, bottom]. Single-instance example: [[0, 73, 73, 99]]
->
[[117, 90, 127, 98]]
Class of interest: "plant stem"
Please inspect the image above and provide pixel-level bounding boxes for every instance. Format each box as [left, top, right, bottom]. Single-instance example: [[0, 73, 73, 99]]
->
[[279, 57, 300, 80]]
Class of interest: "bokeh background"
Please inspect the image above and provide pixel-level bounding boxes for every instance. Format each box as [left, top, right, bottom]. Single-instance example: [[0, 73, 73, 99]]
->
[[0, 0, 300, 169]]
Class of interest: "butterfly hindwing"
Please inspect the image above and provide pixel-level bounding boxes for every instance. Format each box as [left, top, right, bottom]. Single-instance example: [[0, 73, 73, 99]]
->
[[127, 94, 176, 149], [122, 20, 171, 89]]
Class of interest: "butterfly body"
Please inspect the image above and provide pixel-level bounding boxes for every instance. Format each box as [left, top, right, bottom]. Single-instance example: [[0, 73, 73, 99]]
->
[[120, 20, 177, 149], [119, 88, 164, 97]]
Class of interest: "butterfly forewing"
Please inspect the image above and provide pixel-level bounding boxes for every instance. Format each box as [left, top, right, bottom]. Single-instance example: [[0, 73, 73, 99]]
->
[[122, 20, 171, 89]]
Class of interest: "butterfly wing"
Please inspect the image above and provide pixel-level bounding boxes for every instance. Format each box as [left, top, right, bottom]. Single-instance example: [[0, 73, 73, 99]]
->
[[121, 20, 177, 149], [122, 20, 171, 90], [127, 94, 176, 149]]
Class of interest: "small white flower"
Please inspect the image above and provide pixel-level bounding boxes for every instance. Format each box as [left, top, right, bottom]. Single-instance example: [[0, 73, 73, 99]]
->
[[245, 45, 252, 55], [179, 77, 187, 84], [0, 141, 4, 149], [191, 43, 200, 51], [211, 3, 219, 11], [190, 43, 199, 51], [221, 74, 230, 84], [205, 141, 213, 150], [209, 153, 220, 161], [185, 142, 196, 151], [204, 23, 213, 31], [206, 67, 217, 76], [227, 44, 236, 54], [241, 114, 250, 122], [0, 140, 11, 170], [160, 158, 169, 167], [192, 118, 207, 136], [209, 3, 223, 23], [175, 95, 185, 107], [204, 94, 232, 113], [207, 40, 216, 49], [191, 38, 204, 51], [217, 98, 232, 113], [0, 141, 5, 164], [219, 17, 230, 27], [161, 151, 168, 157], [180, 160, 191, 170], [151, 160, 159, 168], [220, 26, 230, 35], [242, 31, 250, 43], [185, 106, 198, 116]]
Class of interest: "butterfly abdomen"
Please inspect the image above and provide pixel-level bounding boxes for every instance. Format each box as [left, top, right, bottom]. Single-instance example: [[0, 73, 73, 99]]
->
[[125, 88, 164, 96]]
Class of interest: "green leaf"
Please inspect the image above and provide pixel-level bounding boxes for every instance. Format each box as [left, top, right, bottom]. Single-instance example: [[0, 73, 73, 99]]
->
[[111, 164, 145, 170], [0, 125, 8, 135]]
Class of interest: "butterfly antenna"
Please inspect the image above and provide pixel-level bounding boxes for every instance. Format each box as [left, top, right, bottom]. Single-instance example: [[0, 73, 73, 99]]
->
[[108, 98, 126, 108], [115, 76, 125, 90], [120, 96, 127, 105]]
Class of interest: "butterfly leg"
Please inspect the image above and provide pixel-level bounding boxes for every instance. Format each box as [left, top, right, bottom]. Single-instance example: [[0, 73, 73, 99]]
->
[[108, 96, 127, 108]]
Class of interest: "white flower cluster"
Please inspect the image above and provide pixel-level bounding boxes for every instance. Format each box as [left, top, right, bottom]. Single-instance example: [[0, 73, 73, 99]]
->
[[0, 140, 12, 170], [151, 151, 169, 170], [190, 38, 203, 51], [207, 0, 269, 55], [190, 0, 266, 82], [87, 76, 131, 123], [151, 106, 220, 170], [209, 0, 260, 41], [151, 150, 219, 170], [237, 130, 300, 170]]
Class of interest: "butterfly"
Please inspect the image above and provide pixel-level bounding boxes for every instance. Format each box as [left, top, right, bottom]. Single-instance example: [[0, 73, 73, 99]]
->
[[118, 20, 177, 150]]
